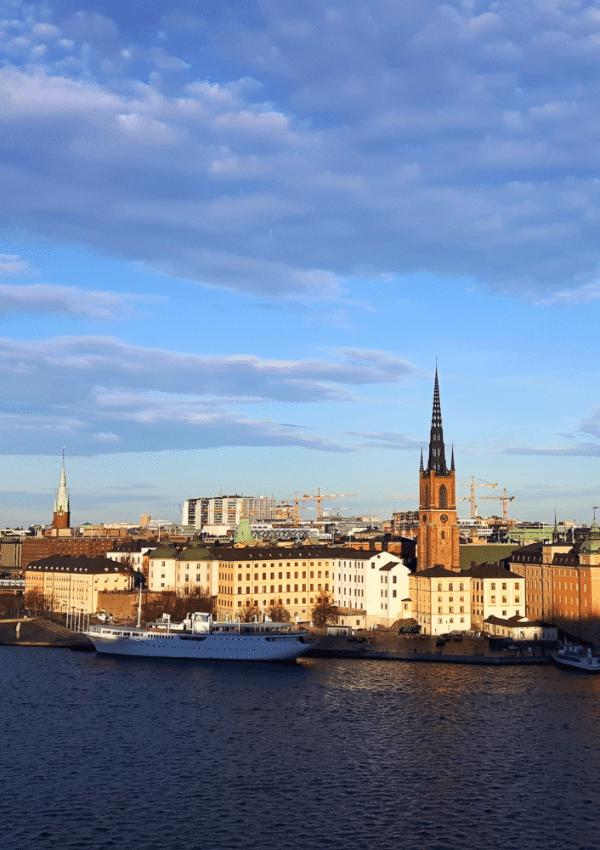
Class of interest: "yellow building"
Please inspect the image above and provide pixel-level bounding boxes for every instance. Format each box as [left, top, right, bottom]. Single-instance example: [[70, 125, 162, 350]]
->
[[25, 556, 132, 615], [409, 566, 471, 635], [463, 562, 524, 630], [214, 546, 335, 621]]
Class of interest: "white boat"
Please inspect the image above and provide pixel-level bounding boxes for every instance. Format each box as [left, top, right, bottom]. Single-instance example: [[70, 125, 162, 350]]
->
[[86, 612, 317, 663], [553, 642, 600, 673]]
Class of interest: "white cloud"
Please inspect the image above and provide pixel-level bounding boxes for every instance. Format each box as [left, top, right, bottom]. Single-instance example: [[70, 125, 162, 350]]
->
[[0, 336, 419, 453], [0, 283, 162, 318], [0, 254, 30, 275], [2, 1, 600, 299]]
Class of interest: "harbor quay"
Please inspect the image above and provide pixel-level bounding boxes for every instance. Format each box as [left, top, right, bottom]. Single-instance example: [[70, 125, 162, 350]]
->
[[0, 615, 554, 665]]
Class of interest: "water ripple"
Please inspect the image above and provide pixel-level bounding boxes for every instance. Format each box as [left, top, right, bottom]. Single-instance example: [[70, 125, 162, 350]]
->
[[1, 649, 599, 850]]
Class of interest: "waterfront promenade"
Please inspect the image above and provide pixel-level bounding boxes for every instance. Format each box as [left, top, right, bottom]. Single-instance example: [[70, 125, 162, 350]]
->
[[0, 617, 553, 664]]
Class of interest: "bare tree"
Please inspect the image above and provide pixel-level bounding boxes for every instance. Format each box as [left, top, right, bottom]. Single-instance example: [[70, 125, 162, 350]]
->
[[266, 604, 292, 622], [311, 594, 339, 629], [239, 603, 262, 622], [24, 588, 47, 615], [141, 586, 213, 624]]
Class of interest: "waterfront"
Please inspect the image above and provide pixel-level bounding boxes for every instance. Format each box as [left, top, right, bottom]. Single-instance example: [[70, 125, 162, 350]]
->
[[1, 648, 599, 850]]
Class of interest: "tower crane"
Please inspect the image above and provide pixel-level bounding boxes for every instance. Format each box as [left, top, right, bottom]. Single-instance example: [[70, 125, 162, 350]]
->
[[279, 488, 357, 526], [456, 476, 498, 518], [480, 488, 515, 521]]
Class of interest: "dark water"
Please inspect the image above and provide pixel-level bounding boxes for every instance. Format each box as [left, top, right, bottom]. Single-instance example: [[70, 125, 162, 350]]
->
[[1, 649, 599, 850]]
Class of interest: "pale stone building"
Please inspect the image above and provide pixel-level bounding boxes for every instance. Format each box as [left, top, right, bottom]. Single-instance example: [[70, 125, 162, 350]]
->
[[409, 566, 471, 635], [147, 545, 218, 597], [25, 555, 132, 615], [464, 562, 524, 630]]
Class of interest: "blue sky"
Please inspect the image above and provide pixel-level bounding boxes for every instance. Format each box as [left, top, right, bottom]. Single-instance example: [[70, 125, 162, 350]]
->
[[1, 0, 600, 527]]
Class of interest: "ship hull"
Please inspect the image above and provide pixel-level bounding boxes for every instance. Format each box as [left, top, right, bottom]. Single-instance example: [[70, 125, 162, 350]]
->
[[87, 629, 316, 662], [552, 656, 600, 673]]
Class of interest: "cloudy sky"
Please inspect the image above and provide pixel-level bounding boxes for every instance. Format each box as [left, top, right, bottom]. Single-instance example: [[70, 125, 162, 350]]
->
[[1, 0, 600, 527]]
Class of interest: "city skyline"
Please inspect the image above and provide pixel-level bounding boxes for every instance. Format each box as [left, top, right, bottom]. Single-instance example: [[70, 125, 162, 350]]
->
[[1, 1, 600, 525]]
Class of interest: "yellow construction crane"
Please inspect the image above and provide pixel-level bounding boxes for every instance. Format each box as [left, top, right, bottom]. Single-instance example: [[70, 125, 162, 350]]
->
[[279, 488, 356, 526], [480, 488, 515, 521], [456, 476, 498, 518]]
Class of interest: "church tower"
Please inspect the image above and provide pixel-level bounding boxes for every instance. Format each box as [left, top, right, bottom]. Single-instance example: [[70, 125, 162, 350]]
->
[[416, 368, 460, 571], [52, 449, 71, 530]]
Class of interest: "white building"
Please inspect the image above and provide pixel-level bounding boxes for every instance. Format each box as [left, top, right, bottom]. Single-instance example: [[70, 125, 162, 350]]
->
[[147, 545, 218, 597], [332, 550, 411, 628], [106, 542, 157, 570], [182, 495, 276, 532]]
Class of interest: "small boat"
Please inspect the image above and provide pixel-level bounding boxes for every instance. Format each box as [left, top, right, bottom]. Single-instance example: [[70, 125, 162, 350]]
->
[[86, 612, 318, 663], [552, 642, 600, 673]]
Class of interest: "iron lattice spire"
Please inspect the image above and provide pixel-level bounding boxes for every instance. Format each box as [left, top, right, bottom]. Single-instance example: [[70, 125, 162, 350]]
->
[[426, 367, 448, 475]]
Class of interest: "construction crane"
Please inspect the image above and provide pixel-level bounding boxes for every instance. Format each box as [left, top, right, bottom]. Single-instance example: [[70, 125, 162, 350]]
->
[[480, 488, 515, 521], [456, 476, 498, 518], [279, 488, 356, 526]]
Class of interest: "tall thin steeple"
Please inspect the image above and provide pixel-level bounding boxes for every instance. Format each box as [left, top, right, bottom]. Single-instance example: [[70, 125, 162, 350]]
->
[[417, 365, 459, 573], [426, 366, 448, 475], [52, 447, 70, 530]]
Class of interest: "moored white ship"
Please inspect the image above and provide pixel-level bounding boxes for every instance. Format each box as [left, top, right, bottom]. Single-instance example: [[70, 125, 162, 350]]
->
[[86, 612, 317, 662], [552, 641, 600, 673]]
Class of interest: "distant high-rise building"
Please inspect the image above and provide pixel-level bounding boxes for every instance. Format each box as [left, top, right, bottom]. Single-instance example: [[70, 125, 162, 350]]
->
[[182, 495, 276, 531], [52, 451, 71, 531], [416, 367, 460, 572]]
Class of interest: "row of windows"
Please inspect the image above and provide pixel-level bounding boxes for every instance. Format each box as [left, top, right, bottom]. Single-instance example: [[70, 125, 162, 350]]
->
[[233, 561, 326, 569], [236, 570, 328, 581], [236, 597, 315, 607], [238, 583, 329, 595]]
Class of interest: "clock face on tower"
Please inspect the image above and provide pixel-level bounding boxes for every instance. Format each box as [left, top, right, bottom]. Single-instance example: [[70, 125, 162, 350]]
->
[[440, 514, 448, 523]]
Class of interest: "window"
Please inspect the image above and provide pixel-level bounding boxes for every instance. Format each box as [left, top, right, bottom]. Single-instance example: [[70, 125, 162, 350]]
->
[[449, 583, 453, 591], [491, 582, 496, 590]]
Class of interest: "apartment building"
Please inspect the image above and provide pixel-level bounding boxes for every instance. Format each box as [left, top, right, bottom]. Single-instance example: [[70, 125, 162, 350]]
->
[[147, 545, 218, 597], [464, 562, 524, 630], [409, 566, 472, 635], [182, 495, 276, 532], [25, 555, 132, 614]]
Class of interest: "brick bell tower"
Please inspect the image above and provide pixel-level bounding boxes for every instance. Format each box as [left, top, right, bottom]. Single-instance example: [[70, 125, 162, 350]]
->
[[416, 367, 460, 571], [52, 448, 71, 530]]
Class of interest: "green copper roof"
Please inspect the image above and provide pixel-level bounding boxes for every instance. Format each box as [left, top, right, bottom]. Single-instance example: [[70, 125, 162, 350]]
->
[[150, 546, 178, 559], [177, 546, 213, 561], [235, 518, 255, 544], [580, 520, 600, 554]]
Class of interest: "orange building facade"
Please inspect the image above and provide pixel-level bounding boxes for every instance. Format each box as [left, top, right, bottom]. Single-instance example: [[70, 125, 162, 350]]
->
[[509, 527, 600, 642]]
